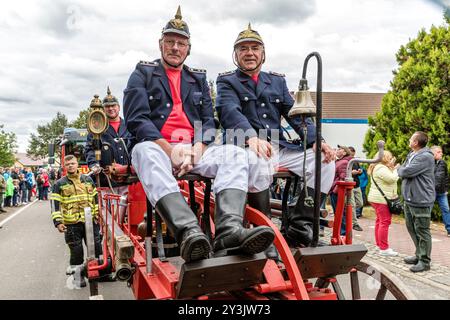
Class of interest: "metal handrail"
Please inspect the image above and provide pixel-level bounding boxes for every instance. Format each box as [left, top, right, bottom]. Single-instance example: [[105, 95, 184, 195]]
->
[[345, 140, 385, 182]]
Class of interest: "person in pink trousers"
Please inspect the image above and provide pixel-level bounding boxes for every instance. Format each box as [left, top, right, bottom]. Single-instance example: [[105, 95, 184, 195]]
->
[[367, 150, 399, 256]]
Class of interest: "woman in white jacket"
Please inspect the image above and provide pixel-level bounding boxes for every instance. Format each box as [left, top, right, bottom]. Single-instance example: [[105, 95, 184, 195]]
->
[[368, 150, 399, 256]]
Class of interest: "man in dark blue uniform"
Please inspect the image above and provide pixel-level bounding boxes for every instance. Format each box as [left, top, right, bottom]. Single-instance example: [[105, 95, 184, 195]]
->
[[85, 87, 131, 195], [216, 24, 336, 249], [122, 7, 274, 263]]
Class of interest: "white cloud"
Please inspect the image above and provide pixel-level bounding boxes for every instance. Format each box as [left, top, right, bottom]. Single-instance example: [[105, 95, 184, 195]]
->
[[0, 0, 445, 152]]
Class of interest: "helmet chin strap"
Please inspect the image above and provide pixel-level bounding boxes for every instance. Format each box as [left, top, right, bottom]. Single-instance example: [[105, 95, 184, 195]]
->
[[233, 49, 265, 73]]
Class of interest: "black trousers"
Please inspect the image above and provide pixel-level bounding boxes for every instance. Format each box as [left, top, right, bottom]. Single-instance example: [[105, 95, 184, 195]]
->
[[64, 222, 103, 265]]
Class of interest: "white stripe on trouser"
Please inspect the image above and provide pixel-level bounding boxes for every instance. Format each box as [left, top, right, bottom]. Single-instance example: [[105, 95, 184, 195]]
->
[[131, 141, 249, 206], [247, 145, 335, 194]]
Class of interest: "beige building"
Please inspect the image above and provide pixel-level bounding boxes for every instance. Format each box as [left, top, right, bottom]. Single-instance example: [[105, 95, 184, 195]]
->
[[284, 92, 385, 157], [14, 153, 45, 169]]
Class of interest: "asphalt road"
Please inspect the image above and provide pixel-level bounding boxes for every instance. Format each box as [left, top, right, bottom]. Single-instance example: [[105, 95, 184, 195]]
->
[[0, 201, 134, 300], [1, 200, 441, 300]]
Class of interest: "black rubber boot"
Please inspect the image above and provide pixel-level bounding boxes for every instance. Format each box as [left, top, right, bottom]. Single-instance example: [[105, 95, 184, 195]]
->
[[155, 192, 212, 263], [72, 264, 86, 288], [286, 187, 327, 247], [213, 189, 275, 257], [248, 189, 280, 261]]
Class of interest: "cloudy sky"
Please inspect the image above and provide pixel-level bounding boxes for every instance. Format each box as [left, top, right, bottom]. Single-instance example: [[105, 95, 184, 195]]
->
[[0, 0, 447, 152]]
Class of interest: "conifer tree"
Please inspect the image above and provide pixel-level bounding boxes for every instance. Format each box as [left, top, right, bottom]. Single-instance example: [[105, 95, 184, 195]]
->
[[364, 16, 449, 163], [364, 16, 449, 219]]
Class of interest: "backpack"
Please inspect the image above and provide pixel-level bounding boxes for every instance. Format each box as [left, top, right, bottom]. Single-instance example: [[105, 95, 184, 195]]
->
[[36, 175, 43, 184]]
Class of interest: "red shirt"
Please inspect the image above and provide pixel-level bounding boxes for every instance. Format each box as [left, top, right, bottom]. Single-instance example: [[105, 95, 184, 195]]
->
[[109, 120, 120, 133], [251, 73, 259, 84], [160, 68, 194, 143]]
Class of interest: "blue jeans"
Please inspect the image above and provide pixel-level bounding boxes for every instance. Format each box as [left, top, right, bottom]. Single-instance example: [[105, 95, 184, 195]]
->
[[38, 185, 43, 200], [330, 192, 347, 236], [330, 192, 338, 214], [42, 186, 49, 200], [21, 189, 28, 203], [436, 193, 450, 233], [12, 191, 18, 206], [356, 186, 367, 217]]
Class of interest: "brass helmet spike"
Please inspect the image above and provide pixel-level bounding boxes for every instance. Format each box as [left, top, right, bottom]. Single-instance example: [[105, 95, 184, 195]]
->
[[175, 5, 182, 20], [161, 5, 190, 39], [103, 86, 119, 107]]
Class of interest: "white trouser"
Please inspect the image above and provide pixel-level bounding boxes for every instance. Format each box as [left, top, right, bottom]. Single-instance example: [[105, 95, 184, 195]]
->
[[131, 141, 249, 206], [247, 145, 335, 194], [100, 185, 128, 210], [111, 186, 129, 196]]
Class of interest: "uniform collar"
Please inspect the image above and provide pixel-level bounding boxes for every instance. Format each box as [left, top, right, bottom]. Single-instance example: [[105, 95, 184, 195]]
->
[[181, 65, 196, 83], [236, 69, 271, 85], [236, 69, 271, 98], [152, 59, 172, 98], [153, 59, 196, 102], [67, 171, 80, 180], [107, 117, 127, 137], [153, 59, 195, 82]]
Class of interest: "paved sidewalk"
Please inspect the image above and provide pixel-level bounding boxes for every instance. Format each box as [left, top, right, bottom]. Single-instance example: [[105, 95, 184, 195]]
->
[[347, 208, 450, 292]]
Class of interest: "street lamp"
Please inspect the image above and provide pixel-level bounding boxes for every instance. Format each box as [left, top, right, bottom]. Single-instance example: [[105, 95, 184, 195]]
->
[[288, 52, 323, 247]]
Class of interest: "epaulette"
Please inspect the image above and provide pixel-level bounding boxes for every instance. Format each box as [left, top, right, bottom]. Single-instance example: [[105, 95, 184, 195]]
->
[[139, 60, 159, 67], [269, 71, 285, 77], [188, 67, 207, 74], [218, 70, 236, 77]]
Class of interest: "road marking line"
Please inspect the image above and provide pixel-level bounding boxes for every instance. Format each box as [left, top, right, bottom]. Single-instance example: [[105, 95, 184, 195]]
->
[[0, 200, 38, 228]]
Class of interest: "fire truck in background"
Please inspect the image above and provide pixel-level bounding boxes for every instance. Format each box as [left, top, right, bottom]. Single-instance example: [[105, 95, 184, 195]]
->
[[48, 127, 90, 177]]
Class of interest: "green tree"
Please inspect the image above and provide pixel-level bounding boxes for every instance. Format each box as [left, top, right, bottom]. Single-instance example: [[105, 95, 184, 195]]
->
[[209, 79, 216, 107], [209, 79, 220, 122], [363, 16, 450, 220], [27, 112, 70, 159], [70, 108, 90, 129], [26, 108, 91, 160], [0, 125, 17, 167]]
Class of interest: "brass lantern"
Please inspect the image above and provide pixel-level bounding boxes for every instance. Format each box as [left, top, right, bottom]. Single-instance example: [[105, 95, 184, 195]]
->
[[87, 94, 108, 161], [288, 79, 317, 118]]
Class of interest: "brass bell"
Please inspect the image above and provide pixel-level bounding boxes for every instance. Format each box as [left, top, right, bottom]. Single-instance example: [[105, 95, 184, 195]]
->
[[288, 79, 317, 118]]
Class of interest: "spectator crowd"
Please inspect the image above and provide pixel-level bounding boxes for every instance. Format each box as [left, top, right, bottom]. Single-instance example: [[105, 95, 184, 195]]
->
[[0, 166, 58, 213], [270, 131, 448, 272]]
